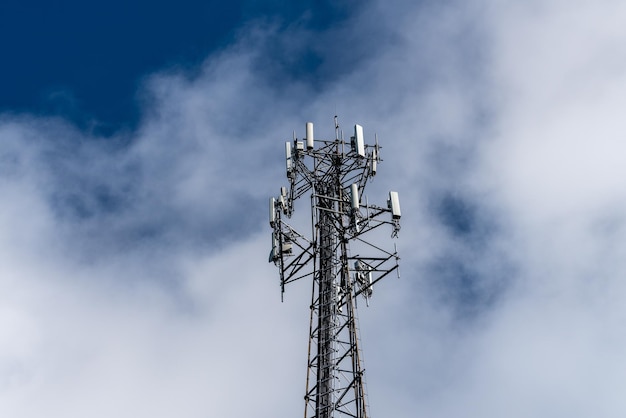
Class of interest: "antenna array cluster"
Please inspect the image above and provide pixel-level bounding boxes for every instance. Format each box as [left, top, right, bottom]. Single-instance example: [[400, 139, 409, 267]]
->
[[269, 117, 401, 418]]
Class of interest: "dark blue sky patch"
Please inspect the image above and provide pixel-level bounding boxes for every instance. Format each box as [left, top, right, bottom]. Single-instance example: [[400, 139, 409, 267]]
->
[[427, 254, 508, 321], [50, 181, 133, 221], [436, 193, 476, 237], [431, 190, 503, 250], [241, 0, 354, 30], [0, 0, 241, 133], [34, 127, 141, 223], [425, 190, 513, 320], [0, 0, 358, 135], [431, 258, 484, 317]]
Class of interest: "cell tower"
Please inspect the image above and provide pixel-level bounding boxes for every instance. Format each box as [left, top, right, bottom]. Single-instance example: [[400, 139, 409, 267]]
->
[[269, 117, 401, 418]]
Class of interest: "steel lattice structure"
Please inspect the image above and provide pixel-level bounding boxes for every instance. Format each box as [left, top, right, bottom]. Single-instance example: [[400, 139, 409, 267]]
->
[[269, 117, 401, 418]]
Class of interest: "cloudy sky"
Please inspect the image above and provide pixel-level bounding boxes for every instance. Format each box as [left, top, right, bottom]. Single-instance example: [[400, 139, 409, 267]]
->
[[2, 0, 626, 416]]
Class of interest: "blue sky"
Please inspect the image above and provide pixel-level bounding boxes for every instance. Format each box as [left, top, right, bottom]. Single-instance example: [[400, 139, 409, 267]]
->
[[0, 0, 345, 133], [3, 0, 626, 417]]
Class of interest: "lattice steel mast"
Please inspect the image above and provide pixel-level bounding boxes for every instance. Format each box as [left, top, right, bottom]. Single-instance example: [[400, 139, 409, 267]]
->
[[269, 117, 401, 418]]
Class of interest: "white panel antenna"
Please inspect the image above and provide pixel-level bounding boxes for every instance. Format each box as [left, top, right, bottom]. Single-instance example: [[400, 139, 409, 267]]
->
[[350, 183, 359, 210], [269, 232, 278, 262], [352, 124, 365, 157], [371, 133, 379, 175], [388, 191, 401, 219], [285, 142, 293, 176], [269, 197, 276, 227], [279, 186, 289, 215], [278, 193, 285, 210], [306, 122, 314, 149], [371, 149, 377, 175]]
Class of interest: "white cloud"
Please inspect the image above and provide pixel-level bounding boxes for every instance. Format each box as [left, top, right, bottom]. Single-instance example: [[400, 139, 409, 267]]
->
[[3, 0, 626, 416]]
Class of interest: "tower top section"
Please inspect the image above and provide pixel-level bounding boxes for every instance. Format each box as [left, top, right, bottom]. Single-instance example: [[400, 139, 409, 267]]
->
[[268, 117, 401, 418], [274, 118, 400, 235]]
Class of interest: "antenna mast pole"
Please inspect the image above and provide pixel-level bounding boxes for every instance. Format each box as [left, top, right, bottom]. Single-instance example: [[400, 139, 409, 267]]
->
[[269, 118, 401, 418]]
